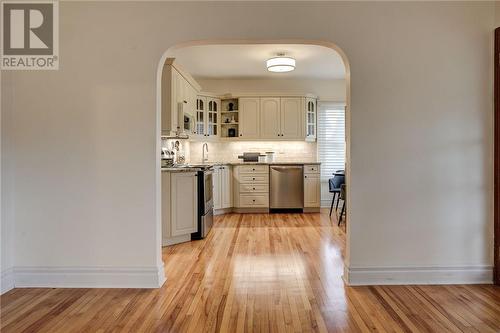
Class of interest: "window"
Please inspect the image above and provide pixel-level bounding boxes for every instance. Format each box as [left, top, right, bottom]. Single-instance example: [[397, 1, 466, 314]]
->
[[317, 102, 346, 180]]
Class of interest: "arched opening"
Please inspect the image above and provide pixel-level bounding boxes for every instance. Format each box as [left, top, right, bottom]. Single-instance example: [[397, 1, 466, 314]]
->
[[155, 40, 352, 282]]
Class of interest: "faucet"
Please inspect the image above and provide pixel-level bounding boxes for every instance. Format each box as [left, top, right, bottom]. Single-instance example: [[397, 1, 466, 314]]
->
[[202, 143, 209, 163]]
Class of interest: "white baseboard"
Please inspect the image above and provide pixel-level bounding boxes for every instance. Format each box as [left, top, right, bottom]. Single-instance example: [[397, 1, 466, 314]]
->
[[321, 199, 332, 208], [13, 265, 166, 289], [1, 267, 15, 294], [163, 234, 191, 246], [344, 265, 493, 285]]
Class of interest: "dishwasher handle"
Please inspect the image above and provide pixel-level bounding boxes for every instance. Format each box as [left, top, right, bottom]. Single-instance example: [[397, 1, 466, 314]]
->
[[270, 165, 303, 170]]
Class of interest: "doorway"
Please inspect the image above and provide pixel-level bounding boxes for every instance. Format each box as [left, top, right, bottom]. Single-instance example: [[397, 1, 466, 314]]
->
[[155, 40, 352, 278]]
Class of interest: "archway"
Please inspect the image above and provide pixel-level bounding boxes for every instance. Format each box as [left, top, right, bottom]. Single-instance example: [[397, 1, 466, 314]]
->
[[155, 39, 352, 282]]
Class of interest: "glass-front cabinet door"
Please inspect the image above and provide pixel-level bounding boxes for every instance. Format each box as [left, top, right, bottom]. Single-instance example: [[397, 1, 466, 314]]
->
[[305, 97, 317, 140], [207, 98, 219, 137], [195, 96, 220, 138], [195, 96, 206, 136]]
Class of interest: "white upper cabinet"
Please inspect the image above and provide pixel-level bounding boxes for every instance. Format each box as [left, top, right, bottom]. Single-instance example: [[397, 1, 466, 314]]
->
[[206, 98, 219, 137], [280, 97, 304, 139], [161, 60, 201, 136], [195, 96, 206, 137], [239, 98, 260, 139], [305, 97, 317, 141], [194, 95, 220, 138], [260, 97, 281, 139]]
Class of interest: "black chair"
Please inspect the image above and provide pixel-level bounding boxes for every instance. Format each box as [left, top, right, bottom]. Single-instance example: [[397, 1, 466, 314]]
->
[[328, 171, 345, 217], [338, 184, 346, 226]]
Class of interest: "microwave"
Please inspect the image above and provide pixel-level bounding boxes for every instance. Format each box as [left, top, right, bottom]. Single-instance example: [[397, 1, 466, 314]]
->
[[177, 101, 194, 135], [184, 113, 194, 132]]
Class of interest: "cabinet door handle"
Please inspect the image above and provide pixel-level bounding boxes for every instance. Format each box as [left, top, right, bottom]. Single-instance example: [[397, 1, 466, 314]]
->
[[252, 177, 255, 180], [305, 176, 308, 178], [240, 134, 242, 137]]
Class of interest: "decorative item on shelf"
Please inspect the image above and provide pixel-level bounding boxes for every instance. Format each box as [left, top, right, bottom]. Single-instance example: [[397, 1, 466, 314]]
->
[[228, 102, 234, 111], [225, 118, 230, 123], [228, 128, 236, 137], [230, 115, 236, 123]]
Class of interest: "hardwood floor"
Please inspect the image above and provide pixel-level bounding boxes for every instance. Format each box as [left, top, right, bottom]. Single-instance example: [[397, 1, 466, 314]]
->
[[1, 210, 499, 332]]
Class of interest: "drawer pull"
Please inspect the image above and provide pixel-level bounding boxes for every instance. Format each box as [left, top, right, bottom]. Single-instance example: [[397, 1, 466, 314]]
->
[[252, 177, 255, 180]]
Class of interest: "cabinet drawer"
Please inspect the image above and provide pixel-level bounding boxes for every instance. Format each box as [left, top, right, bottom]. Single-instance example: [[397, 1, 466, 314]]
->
[[240, 184, 268, 193], [239, 174, 269, 184], [304, 165, 320, 174], [237, 165, 269, 174], [239, 194, 269, 207]]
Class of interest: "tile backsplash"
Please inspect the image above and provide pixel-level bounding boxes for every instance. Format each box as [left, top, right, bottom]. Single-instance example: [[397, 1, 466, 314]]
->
[[189, 141, 317, 163], [161, 139, 191, 164]]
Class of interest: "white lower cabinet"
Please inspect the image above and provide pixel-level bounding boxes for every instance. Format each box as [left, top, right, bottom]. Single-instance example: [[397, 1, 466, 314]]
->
[[234, 165, 270, 210], [213, 167, 221, 209], [162, 171, 198, 246], [213, 165, 232, 211], [303, 165, 321, 209]]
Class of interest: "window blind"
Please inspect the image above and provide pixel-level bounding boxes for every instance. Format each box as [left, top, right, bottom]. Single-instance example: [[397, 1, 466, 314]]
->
[[317, 103, 346, 180]]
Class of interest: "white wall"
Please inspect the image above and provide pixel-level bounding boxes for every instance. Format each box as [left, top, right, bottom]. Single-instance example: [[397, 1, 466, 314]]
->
[[1, 70, 15, 293], [197, 78, 346, 101], [1, 1, 495, 287]]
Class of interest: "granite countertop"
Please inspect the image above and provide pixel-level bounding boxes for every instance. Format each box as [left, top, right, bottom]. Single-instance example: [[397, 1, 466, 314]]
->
[[161, 167, 200, 173], [162, 161, 320, 172], [196, 161, 320, 166]]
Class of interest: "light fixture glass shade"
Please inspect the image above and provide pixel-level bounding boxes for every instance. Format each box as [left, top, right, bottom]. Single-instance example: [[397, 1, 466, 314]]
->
[[266, 57, 296, 72]]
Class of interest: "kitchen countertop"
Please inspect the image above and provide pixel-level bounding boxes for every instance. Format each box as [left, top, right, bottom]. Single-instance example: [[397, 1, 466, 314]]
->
[[161, 167, 200, 172], [209, 161, 320, 166], [162, 162, 320, 172]]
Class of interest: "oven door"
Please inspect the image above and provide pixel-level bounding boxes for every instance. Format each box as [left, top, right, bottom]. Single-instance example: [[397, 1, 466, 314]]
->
[[204, 170, 214, 213]]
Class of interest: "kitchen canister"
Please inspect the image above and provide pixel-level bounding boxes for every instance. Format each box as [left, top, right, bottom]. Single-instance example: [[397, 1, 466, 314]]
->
[[265, 152, 275, 163]]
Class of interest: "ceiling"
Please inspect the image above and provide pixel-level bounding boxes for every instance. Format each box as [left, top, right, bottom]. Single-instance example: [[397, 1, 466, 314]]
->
[[167, 44, 346, 80]]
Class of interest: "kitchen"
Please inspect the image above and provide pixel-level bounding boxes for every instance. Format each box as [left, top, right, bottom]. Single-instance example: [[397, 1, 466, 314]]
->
[[160, 44, 346, 246]]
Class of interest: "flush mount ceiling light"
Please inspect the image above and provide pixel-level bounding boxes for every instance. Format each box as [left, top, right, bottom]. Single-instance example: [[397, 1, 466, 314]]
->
[[266, 54, 296, 73]]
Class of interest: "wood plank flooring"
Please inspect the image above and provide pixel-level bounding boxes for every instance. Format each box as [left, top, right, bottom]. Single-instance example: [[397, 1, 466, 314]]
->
[[1, 210, 499, 332]]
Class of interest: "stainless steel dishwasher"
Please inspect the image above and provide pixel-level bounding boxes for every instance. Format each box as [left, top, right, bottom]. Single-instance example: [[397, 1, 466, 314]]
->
[[270, 165, 304, 209]]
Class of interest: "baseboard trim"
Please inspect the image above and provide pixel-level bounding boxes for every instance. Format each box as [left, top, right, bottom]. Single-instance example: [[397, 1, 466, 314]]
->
[[233, 207, 269, 213], [163, 234, 191, 246], [1, 267, 15, 294], [321, 199, 332, 208], [344, 265, 493, 285], [13, 265, 166, 289], [214, 208, 233, 216]]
